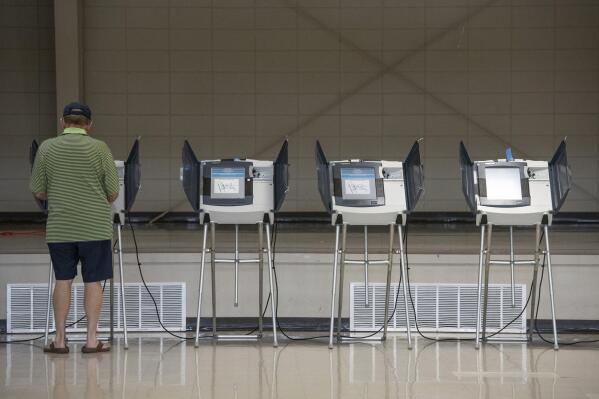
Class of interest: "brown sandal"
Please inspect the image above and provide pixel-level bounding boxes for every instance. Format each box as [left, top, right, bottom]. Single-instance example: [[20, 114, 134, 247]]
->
[[44, 342, 70, 354], [81, 341, 110, 353]]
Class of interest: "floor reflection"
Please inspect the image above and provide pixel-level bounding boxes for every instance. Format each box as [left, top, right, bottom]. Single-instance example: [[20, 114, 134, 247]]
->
[[1, 334, 598, 399]]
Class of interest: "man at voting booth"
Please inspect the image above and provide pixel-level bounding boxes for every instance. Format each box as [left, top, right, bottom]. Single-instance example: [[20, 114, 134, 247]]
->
[[29, 102, 118, 354]]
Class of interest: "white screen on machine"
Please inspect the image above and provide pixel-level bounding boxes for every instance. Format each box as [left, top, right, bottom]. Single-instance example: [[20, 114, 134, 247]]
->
[[485, 167, 522, 200], [340, 168, 376, 200], [211, 167, 245, 198]]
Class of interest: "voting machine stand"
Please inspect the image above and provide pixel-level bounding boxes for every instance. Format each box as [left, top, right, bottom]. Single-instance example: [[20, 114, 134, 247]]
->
[[182, 140, 289, 347], [315, 140, 424, 349], [459, 141, 571, 350]]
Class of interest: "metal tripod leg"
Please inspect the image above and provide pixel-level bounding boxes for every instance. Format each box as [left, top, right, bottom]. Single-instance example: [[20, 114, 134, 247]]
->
[[397, 224, 412, 349], [475, 224, 486, 349], [481, 224, 493, 342], [509, 226, 516, 307], [529, 225, 541, 341], [211, 222, 217, 336], [544, 225, 559, 350], [194, 222, 209, 347], [382, 224, 395, 341], [265, 223, 278, 347], [234, 224, 239, 307], [328, 224, 341, 349], [44, 261, 53, 346], [364, 226, 369, 307], [336, 224, 348, 342], [116, 224, 128, 349], [258, 222, 264, 337], [110, 272, 114, 342]]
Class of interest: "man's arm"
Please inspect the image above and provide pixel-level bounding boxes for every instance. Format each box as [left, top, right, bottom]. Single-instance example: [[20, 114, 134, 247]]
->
[[30, 144, 47, 200], [107, 192, 118, 203], [100, 142, 120, 203]]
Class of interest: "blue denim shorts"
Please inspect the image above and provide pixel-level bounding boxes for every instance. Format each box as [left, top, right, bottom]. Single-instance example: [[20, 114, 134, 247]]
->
[[47, 240, 113, 283]]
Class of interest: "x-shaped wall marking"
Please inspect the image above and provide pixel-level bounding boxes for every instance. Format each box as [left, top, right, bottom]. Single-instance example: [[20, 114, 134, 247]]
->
[[254, 0, 597, 204]]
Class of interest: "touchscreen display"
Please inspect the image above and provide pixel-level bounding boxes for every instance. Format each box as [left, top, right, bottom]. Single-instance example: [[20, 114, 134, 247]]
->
[[485, 167, 522, 200], [211, 167, 245, 198], [340, 168, 376, 200]]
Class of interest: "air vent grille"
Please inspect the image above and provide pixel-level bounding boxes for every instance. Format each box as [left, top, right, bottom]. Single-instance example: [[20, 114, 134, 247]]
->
[[7, 283, 186, 333], [350, 283, 526, 333]]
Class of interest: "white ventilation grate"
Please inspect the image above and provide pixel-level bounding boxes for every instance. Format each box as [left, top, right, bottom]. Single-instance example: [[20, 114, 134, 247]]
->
[[350, 283, 526, 333], [7, 283, 186, 333]]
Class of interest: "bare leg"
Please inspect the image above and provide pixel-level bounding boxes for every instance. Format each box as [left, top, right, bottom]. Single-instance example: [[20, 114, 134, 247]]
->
[[84, 281, 104, 348], [85, 356, 105, 399], [52, 279, 73, 348], [52, 357, 68, 399]]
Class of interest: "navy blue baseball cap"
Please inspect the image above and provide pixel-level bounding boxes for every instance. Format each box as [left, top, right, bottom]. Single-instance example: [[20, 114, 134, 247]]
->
[[63, 102, 92, 120]]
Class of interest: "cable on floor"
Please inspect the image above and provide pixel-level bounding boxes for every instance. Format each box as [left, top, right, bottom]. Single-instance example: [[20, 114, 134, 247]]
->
[[272, 222, 406, 342], [533, 255, 599, 346], [129, 221, 198, 340], [403, 225, 541, 343]]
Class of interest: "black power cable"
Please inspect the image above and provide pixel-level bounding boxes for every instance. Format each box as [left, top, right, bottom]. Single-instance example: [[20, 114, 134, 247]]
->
[[129, 221, 197, 340], [129, 219, 280, 340], [404, 224, 540, 343], [271, 222, 405, 341], [533, 252, 599, 346], [245, 293, 270, 336]]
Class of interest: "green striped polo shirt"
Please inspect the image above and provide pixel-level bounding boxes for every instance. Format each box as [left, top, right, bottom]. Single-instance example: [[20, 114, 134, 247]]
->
[[29, 127, 119, 243]]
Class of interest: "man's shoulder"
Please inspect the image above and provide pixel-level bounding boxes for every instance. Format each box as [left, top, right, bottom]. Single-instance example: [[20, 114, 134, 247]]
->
[[40, 136, 58, 146], [38, 137, 58, 152], [88, 137, 111, 152]]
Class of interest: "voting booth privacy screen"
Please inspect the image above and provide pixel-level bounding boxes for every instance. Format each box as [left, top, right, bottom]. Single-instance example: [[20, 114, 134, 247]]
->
[[315, 140, 332, 213], [182, 140, 201, 212], [548, 140, 571, 213], [124, 139, 141, 212], [403, 141, 425, 213], [273, 140, 289, 212], [459, 142, 477, 213]]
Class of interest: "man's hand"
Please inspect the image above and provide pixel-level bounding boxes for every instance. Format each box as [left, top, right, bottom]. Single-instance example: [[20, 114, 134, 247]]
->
[[107, 192, 118, 203], [34, 192, 47, 200]]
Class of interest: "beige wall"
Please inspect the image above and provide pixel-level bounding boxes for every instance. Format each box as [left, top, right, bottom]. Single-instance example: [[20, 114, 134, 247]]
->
[[2, 252, 599, 320], [0, 0, 56, 211], [1, 0, 598, 213]]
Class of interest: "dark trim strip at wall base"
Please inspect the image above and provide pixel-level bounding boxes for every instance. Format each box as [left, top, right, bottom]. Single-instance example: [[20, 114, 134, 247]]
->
[[1, 318, 598, 335], [189, 317, 344, 332], [3, 211, 599, 225], [189, 318, 599, 334]]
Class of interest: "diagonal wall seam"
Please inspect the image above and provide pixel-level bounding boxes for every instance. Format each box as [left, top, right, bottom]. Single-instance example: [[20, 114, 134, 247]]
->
[[255, 0, 598, 203], [156, 0, 597, 220], [251, 0, 502, 159]]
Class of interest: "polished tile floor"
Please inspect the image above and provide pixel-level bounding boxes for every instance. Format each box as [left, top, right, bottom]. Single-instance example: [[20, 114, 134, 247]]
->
[[1, 334, 599, 399]]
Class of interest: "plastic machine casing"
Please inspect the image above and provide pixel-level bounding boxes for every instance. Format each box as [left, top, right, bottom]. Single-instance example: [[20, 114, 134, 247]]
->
[[181, 141, 289, 225], [316, 140, 424, 226], [459, 141, 571, 226]]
